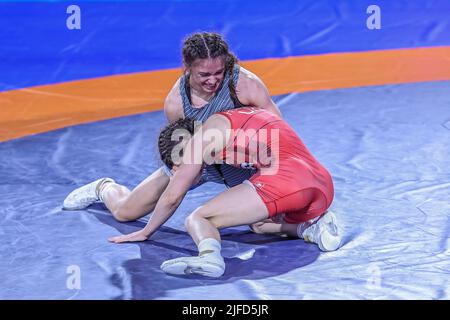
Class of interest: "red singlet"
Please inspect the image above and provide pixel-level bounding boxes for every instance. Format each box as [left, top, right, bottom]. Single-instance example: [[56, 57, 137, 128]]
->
[[217, 107, 334, 223]]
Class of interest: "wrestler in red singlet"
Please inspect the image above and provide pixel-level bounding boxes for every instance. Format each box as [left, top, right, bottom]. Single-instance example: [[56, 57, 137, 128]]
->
[[217, 107, 334, 223]]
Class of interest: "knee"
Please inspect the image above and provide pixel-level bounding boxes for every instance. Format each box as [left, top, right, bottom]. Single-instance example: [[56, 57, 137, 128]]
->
[[112, 203, 136, 222], [185, 206, 214, 230], [185, 206, 202, 230], [113, 210, 134, 222]]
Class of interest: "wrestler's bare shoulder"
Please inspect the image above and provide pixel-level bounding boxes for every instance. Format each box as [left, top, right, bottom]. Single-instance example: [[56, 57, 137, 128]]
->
[[237, 66, 263, 87], [164, 78, 184, 122], [236, 66, 268, 102]]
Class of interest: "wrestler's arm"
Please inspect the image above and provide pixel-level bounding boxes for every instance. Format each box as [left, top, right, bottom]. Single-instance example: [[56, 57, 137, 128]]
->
[[164, 79, 184, 123], [109, 118, 226, 243], [108, 151, 202, 243], [138, 163, 202, 238], [237, 69, 282, 117], [250, 219, 299, 238], [136, 116, 229, 238]]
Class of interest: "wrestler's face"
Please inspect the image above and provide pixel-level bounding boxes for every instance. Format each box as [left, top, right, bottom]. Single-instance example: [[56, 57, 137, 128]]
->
[[188, 57, 226, 93]]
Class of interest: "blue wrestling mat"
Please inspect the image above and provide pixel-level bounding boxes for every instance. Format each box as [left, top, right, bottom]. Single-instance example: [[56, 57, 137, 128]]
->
[[0, 0, 449, 300], [1, 81, 449, 299]]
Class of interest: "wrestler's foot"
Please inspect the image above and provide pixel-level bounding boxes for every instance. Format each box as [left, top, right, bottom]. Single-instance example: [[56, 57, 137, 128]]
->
[[299, 210, 341, 252], [161, 253, 225, 278], [63, 178, 114, 210]]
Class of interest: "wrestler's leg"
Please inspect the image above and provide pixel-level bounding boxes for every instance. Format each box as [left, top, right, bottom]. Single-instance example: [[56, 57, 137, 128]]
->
[[63, 167, 170, 222], [100, 167, 170, 222], [161, 183, 269, 277]]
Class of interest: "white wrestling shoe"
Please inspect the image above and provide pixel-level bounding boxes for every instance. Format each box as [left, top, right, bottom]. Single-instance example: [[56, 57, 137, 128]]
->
[[300, 210, 341, 252], [63, 178, 114, 210], [161, 253, 225, 278]]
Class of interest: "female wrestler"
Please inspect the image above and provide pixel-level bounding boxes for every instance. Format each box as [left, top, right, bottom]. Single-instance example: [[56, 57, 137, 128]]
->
[[109, 107, 341, 278], [63, 32, 281, 221]]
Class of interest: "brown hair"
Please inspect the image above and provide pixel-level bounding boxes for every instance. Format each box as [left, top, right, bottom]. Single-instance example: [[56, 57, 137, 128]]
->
[[158, 118, 196, 169], [182, 32, 244, 107]]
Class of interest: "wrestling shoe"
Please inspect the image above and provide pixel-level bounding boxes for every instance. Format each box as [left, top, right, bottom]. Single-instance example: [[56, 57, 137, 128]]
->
[[161, 253, 225, 278], [299, 210, 341, 252], [63, 178, 114, 210]]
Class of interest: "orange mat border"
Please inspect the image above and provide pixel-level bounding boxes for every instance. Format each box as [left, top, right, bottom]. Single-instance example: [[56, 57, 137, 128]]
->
[[1, 46, 450, 142]]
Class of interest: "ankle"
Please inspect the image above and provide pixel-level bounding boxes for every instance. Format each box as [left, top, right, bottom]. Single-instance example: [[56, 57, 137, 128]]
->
[[96, 179, 114, 202], [296, 222, 309, 238], [198, 238, 222, 259]]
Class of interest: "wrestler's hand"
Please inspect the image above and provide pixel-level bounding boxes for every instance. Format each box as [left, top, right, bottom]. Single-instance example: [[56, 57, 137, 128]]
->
[[250, 219, 274, 234], [250, 216, 285, 235], [108, 230, 149, 243]]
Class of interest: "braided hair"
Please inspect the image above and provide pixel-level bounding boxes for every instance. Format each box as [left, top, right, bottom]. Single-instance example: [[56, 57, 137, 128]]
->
[[158, 118, 196, 169], [182, 31, 244, 107]]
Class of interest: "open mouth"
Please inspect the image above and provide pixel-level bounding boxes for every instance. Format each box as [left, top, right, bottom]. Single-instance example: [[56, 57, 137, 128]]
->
[[204, 83, 217, 91]]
